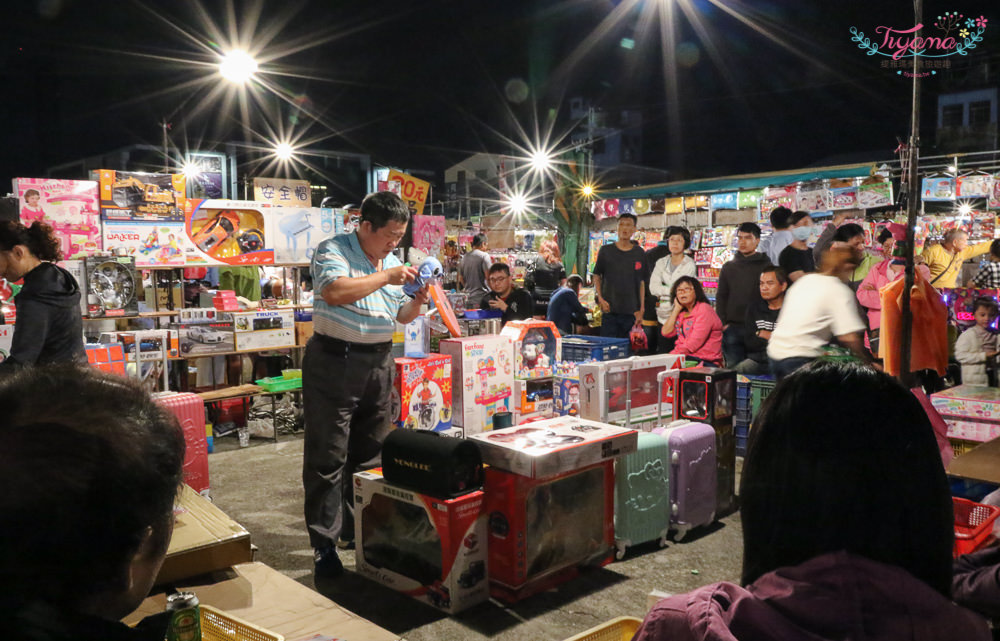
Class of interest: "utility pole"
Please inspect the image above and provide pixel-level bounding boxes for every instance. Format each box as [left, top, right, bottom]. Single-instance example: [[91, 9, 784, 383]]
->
[[899, 0, 922, 387], [161, 120, 171, 172]]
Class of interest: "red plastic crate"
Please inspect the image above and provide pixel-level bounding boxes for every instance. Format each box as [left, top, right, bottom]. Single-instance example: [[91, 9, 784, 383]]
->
[[954, 497, 1000, 557]]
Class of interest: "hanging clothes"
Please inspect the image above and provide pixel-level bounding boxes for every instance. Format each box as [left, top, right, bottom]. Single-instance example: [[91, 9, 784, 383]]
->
[[879, 270, 948, 377]]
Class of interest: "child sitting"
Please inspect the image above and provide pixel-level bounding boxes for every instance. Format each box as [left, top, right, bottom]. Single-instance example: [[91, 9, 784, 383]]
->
[[955, 298, 999, 386]]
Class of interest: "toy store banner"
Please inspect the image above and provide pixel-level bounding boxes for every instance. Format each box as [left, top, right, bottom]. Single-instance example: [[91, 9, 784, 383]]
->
[[857, 181, 893, 208], [386, 169, 430, 216], [97, 170, 186, 222], [102, 221, 188, 267], [710, 192, 738, 210], [253, 178, 311, 207], [13, 178, 101, 258]]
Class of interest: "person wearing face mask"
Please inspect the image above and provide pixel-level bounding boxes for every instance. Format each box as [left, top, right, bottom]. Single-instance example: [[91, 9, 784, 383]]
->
[[778, 211, 816, 282], [0, 221, 86, 374], [922, 229, 993, 289]]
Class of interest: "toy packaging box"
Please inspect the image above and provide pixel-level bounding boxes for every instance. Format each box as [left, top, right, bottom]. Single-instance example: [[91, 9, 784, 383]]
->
[[484, 461, 614, 602], [85, 342, 126, 376], [468, 415, 638, 479], [14, 177, 101, 258], [96, 170, 186, 222], [0, 325, 14, 364], [265, 207, 344, 264], [230, 309, 295, 351], [439, 335, 514, 433], [513, 377, 555, 423], [676, 367, 737, 516], [102, 221, 189, 267], [100, 330, 170, 393], [554, 375, 581, 417], [499, 320, 562, 378], [183, 199, 274, 265], [932, 385, 1000, 442], [354, 469, 488, 614], [392, 355, 453, 432], [83, 255, 139, 318], [579, 354, 685, 424]]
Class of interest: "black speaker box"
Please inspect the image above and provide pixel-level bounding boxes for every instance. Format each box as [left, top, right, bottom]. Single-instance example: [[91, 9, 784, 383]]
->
[[381, 429, 483, 499]]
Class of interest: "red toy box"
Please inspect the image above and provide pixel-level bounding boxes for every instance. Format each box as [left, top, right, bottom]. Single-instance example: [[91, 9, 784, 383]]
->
[[484, 461, 615, 602], [354, 469, 488, 614], [392, 355, 454, 434]]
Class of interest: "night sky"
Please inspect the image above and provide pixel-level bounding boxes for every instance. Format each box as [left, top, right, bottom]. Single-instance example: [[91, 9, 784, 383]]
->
[[1, 0, 997, 196]]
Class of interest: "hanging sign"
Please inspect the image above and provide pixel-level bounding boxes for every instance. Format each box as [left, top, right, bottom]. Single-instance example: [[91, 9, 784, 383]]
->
[[957, 175, 993, 198], [830, 186, 858, 210], [386, 170, 430, 216], [710, 193, 738, 210], [796, 188, 832, 212], [921, 177, 956, 202], [253, 177, 311, 207], [857, 182, 893, 209], [737, 189, 763, 209]]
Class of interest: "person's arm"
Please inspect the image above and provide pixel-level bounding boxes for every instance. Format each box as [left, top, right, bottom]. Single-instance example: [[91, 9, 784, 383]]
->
[[0, 300, 49, 370], [812, 214, 845, 263], [592, 248, 610, 313], [967, 239, 994, 259], [396, 285, 430, 324], [648, 257, 670, 298], [569, 292, 590, 326], [635, 280, 645, 324], [953, 543, 1000, 618], [321, 265, 416, 306], [661, 299, 683, 337], [856, 265, 883, 311], [837, 332, 873, 364], [715, 264, 730, 326], [457, 263, 465, 288], [592, 273, 610, 313]]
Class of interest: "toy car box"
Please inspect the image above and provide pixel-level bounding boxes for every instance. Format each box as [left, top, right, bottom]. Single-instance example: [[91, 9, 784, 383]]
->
[[172, 311, 236, 356], [83, 255, 139, 318], [439, 335, 514, 434], [183, 199, 274, 265], [393, 355, 453, 433], [931, 385, 1000, 443], [230, 309, 295, 351], [99, 330, 170, 393], [354, 469, 488, 614], [499, 319, 562, 379], [484, 461, 614, 602], [468, 415, 638, 479], [579, 354, 685, 424], [513, 377, 555, 423]]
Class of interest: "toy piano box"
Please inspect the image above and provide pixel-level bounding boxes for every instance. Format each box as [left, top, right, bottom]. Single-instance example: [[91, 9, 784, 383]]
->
[[578, 354, 685, 424], [354, 469, 488, 614], [393, 355, 453, 433], [468, 416, 638, 479], [499, 319, 562, 379], [439, 335, 514, 433]]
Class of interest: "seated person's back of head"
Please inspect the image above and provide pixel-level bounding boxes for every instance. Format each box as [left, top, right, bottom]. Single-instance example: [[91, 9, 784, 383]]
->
[[633, 360, 990, 641], [0, 365, 185, 638]]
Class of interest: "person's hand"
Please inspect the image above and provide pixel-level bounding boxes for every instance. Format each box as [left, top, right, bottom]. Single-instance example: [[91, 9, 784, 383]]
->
[[489, 297, 508, 312], [987, 350, 998, 359], [386, 265, 418, 286], [914, 254, 926, 265], [673, 298, 684, 314], [722, 323, 730, 331], [757, 329, 772, 340], [833, 212, 849, 226], [412, 284, 430, 305], [599, 298, 610, 313], [634, 309, 643, 324]]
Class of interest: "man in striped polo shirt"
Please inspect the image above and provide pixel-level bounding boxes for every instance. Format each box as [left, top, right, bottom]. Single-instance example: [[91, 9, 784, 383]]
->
[[303, 191, 428, 579]]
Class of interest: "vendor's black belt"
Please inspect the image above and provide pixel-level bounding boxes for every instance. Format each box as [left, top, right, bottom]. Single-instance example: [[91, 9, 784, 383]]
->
[[314, 332, 392, 354]]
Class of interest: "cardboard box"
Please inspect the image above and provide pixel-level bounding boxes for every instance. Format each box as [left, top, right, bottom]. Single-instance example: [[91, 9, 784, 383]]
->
[[266, 206, 344, 264], [513, 377, 555, 417], [183, 199, 274, 265], [99, 330, 170, 392], [393, 355, 453, 432], [231, 309, 295, 351], [83, 255, 139, 318], [0, 326, 13, 363], [553, 375, 581, 417], [499, 319, 562, 379], [439, 335, 514, 433], [354, 469, 488, 614], [579, 354, 685, 423], [174, 322, 236, 356], [485, 461, 614, 602], [468, 415, 638, 479], [104, 220, 189, 266], [96, 169, 186, 222], [295, 320, 314, 346], [157, 485, 252, 585], [931, 385, 1000, 442]]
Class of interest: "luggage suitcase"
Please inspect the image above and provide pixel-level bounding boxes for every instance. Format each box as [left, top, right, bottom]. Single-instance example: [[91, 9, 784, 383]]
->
[[613, 432, 671, 559], [661, 421, 717, 540], [155, 391, 210, 495]]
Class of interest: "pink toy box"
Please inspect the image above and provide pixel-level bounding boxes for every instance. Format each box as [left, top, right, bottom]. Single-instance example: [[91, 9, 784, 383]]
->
[[931, 385, 1000, 442]]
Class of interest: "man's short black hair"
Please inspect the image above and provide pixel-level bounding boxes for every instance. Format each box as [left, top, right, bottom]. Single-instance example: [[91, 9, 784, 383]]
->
[[990, 239, 1000, 259], [567, 274, 584, 288], [761, 265, 789, 286], [0, 366, 184, 607], [488, 262, 511, 276], [788, 210, 811, 226], [472, 233, 487, 248], [769, 206, 793, 229], [833, 223, 865, 243], [360, 191, 410, 230], [737, 222, 762, 239], [618, 213, 638, 224]]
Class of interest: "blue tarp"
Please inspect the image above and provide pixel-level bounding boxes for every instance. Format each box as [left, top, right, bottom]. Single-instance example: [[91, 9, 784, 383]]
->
[[595, 163, 873, 200]]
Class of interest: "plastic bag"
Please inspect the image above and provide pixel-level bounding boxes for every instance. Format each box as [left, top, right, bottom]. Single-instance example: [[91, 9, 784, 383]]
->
[[629, 322, 648, 353]]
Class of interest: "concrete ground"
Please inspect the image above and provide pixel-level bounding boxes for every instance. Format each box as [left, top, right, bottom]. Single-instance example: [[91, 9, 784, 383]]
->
[[208, 433, 743, 641]]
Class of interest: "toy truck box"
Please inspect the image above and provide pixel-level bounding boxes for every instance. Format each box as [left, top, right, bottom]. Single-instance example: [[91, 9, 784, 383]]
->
[[230, 309, 295, 351], [354, 469, 488, 614], [439, 335, 514, 434], [393, 355, 454, 433]]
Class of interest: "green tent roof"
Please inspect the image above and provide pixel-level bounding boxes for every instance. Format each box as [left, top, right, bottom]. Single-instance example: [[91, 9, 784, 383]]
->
[[595, 163, 874, 200]]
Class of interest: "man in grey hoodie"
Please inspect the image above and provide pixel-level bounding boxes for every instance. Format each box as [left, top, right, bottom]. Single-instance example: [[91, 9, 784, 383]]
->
[[715, 222, 771, 369]]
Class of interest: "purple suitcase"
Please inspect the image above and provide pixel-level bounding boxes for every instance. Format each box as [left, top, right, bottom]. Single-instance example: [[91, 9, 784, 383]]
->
[[663, 422, 716, 540]]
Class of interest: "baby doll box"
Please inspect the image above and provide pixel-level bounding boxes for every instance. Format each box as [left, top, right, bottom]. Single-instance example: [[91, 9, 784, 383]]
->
[[183, 199, 274, 265], [931, 385, 1000, 443], [468, 415, 638, 479], [354, 469, 489, 614], [499, 319, 562, 379]]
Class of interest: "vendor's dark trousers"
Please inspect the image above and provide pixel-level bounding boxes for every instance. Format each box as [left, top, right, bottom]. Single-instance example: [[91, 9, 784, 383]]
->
[[770, 356, 814, 380], [722, 325, 746, 369], [302, 334, 394, 551], [601, 312, 635, 339]]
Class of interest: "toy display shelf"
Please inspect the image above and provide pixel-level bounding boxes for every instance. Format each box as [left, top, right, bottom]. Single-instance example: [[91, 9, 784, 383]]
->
[[168, 345, 304, 361]]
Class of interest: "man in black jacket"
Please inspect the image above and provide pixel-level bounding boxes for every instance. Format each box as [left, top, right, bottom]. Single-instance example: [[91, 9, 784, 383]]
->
[[715, 222, 772, 368], [736, 266, 788, 375], [482, 263, 534, 326]]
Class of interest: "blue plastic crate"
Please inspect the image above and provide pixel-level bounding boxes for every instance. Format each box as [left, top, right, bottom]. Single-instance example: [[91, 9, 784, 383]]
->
[[736, 382, 752, 400], [736, 435, 747, 457], [734, 422, 749, 439], [561, 335, 631, 362], [736, 408, 752, 423], [736, 397, 752, 411]]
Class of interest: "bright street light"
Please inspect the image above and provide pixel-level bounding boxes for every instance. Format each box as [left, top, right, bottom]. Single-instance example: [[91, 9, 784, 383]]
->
[[581, 184, 594, 197], [181, 162, 201, 179], [529, 149, 553, 172], [274, 142, 295, 160], [508, 194, 528, 215], [219, 50, 259, 84]]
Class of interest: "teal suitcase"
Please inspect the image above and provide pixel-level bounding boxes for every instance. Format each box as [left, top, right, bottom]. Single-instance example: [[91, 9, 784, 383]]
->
[[613, 431, 671, 559]]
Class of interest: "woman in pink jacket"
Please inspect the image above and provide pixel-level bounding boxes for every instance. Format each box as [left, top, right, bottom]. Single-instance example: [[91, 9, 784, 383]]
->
[[663, 276, 723, 366], [857, 245, 931, 354]]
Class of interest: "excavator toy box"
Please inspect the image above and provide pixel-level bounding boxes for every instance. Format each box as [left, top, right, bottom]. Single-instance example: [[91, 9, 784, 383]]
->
[[183, 199, 274, 266], [97, 170, 186, 222]]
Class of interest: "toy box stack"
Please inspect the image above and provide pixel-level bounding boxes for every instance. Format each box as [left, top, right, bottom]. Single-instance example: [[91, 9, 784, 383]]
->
[[393, 355, 455, 435], [354, 469, 488, 614], [468, 416, 638, 602], [439, 335, 514, 435], [499, 319, 561, 379], [931, 386, 1000, 452], [579, 354, 685, 425]]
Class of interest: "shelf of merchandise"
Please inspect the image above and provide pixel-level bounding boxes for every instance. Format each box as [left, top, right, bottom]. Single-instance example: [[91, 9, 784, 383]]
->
[[170, 345, 304, 361]]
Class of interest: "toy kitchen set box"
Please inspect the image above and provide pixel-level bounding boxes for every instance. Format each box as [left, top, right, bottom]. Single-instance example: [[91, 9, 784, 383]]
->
[[353, 469, 488, 614], [439, 335, 514, 434], [931, 385, 1000, 443], [393, 355, 454, 434]]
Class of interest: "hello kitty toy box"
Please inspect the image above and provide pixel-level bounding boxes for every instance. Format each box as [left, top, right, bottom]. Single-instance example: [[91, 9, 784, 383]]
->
[[499, 320, 561, 379]]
